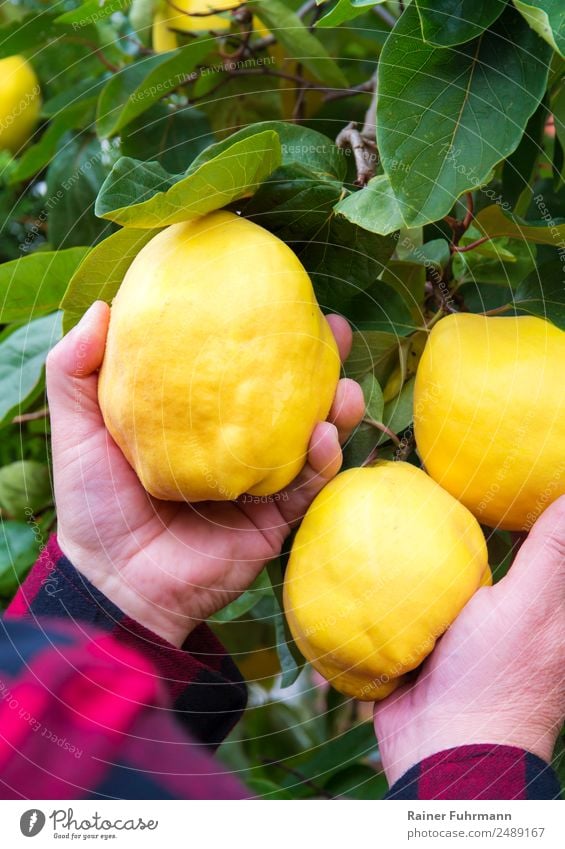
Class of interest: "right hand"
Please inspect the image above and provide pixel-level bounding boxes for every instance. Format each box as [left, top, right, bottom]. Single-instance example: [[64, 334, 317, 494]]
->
[[374, 496, 565, 787]]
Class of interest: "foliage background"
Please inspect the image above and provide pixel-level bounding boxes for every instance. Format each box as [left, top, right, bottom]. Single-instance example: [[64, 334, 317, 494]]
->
[[0, 0, 564, 798]]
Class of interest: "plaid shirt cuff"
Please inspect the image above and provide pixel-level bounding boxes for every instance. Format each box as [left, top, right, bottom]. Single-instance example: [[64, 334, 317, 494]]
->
[[5, 535, 247, 746], [386, 744, 562, 800]]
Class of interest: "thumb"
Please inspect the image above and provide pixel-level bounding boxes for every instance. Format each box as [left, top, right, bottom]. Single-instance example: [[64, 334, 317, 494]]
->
[[46, 301, 110, 449], [498, 495, 565, 616]]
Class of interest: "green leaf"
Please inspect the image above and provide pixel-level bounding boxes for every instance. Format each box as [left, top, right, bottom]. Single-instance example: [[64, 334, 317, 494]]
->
[[317, 0, 384, 28], [513, 257, 565, 327], [0, 248, 89, 324], [56, 0, 131, 27], [250, 0, 348, 88], [379, 376, 415, 443], [47, 134, 115, 249], [513, 0, 565, 56], [0, 313, 62, 425], [299, 215, 397, 313], [0, 521, 39, 598], [0, 13, 63, 58], [416, 0, 507, 46], [360, 374, 384, 422], [211, 571, 273, 623], [200, 74, 283, 138], [61, 227, 160, 332], [0, 461, 52, 520], [121, 104, 213, 174], [96, 40, 213, 137], [285, 722, 376, 783], [347, 279, 418, 335], [274, 611, 305, 688], [453, 237, 537, 287], [345, 330, 400, 383], [377, 4, 552, 227], [472, 203, 565, 245], [381, 260, 426, 319], [324, 764, 388, 799], [191, 121, 347, 182], [334, 175, 405, 236], [502, 101, 547, 208], [95, 130, 281, 227], [245, 165, 342, 237]]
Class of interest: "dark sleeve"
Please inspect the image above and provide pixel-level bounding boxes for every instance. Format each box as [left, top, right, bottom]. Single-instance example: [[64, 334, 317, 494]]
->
[[386, 744, 562, 800], [5, 535, 247, 747], [0, 617, 248, 799]]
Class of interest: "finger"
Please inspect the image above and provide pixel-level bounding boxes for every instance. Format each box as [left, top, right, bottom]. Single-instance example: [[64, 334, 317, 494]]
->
[[47, 301, 110, 445], [277, 422, 342, 528], [497, 495, 565, 615], [326, 313, 352, 363], [307, 421, 342, 480], [327, 377, 365, 444]]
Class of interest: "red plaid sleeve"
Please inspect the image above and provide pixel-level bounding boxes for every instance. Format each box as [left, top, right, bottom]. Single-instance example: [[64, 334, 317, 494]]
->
[[0, 617, 247, 799], [386, 744, 562, 800], [5, 535, 247, 747]]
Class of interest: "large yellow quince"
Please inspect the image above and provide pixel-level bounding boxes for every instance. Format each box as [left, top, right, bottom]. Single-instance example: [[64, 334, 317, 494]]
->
[[283, 461, 490, 701], [414, 314, 565, 531], [0, 56, 41, 154], [98, 210, 340, 502]]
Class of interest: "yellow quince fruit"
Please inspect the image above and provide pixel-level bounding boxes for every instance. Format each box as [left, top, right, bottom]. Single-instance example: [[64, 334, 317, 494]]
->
[[283, 461, 490, 701], [98, 210, 340, 502], [414, 314, 565, 530], [0, 56, 41, 153]]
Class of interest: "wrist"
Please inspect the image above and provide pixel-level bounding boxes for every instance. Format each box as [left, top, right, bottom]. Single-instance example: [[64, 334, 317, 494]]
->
[[376, 712, 557, 788]]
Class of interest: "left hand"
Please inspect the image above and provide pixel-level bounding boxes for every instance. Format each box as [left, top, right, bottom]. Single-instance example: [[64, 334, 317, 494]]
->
[[47, 301, 364, 647]]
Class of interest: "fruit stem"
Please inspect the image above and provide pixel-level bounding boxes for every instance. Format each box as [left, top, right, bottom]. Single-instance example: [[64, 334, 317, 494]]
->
[[363, 417, 401, 447]]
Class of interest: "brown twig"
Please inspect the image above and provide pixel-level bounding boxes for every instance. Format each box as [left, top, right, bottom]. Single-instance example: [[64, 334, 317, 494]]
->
[[12, 407, 49, 424], [335, 72, 378, 186]]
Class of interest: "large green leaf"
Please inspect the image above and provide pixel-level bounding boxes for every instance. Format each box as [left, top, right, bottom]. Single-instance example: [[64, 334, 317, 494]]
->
[[334, 174, 405, 235], [0, 521, 39, 597], [513, 0, 565, 56], [245, 165, 342, 238], [0, 248, 89, 324], [472, 203, 565, 244], [416, 0, 507, 46], [96, 40, 213, 137], [377, 4, 552, 227], [299, 215, 397, 313], [513, 257, 565, 327], [61, 227, 160, 332], [95, 130, 281, 227], [0, 312, 62, 425], [191, 121, 347, 182], [0, 461, 52, 520], [250, 0, 348, 88]]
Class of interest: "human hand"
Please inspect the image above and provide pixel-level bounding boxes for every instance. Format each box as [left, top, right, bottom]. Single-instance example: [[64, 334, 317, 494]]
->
[[374, 496, 565, 787], [46, 301, 364, 647]]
